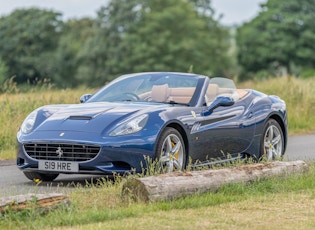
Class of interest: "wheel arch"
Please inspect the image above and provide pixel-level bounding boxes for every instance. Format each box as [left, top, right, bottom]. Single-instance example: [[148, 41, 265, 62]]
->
[[164, 122, 190, 165], [267, 114, 288, 152]]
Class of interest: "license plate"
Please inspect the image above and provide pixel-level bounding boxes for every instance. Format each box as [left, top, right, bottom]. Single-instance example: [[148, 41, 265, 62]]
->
[[38, 160, 79, 172]]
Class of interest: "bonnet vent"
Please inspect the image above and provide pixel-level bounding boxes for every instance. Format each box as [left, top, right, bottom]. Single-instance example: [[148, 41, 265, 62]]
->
[[68, 115, 92, 120]]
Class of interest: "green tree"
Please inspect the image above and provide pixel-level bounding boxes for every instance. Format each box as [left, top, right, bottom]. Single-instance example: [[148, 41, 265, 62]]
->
[[236, 0, 315, 79], [122, 0, 231, 75], [52, 18, 95, 87], [78, 0, 231, 86], [76, 0, 143, 86], [0, 58, 8, 84], [0, 8, 63, 84]]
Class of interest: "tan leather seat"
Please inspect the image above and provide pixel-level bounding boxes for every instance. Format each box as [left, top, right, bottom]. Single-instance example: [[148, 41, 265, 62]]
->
[[151, 84, 169, 102]]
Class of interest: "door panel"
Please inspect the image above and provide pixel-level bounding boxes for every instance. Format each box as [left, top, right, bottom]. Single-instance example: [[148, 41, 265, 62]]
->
[[190, 100, 255, 163]]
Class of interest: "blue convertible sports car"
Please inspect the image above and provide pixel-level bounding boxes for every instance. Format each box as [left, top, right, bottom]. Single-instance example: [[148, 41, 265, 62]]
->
[[17, 72, 287, 181]]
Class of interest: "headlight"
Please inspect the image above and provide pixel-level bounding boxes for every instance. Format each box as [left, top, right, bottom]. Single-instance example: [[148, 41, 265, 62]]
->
[[109, 114, 148, 136], [20, 110, 38, 134]]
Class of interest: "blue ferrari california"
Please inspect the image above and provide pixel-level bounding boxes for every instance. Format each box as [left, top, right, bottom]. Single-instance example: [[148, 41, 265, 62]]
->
[[17, 72, 287, 181]]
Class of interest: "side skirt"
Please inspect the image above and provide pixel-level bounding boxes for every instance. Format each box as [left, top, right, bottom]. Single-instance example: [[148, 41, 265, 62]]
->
[[191, 154, 245, 169]]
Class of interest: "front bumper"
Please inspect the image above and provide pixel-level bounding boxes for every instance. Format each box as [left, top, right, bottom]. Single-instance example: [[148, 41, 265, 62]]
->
[[17, 131, 157, 175]]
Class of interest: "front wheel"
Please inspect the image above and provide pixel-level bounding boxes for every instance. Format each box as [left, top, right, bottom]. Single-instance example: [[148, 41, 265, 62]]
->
[[155, 127, 186, 173], [260, 119, 284, 160], [23, 172, 59, 182]]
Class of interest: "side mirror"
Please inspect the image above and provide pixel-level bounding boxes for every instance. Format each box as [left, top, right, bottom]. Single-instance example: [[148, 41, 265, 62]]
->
[[203, 96, 234, 116], [80, 94, 92, 103]]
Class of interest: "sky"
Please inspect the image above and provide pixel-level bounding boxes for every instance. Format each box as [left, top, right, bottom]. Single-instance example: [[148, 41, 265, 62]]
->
[[0, 0, 267, 26]]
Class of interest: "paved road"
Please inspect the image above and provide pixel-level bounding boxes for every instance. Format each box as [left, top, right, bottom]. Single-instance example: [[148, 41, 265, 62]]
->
[[0, 160, 105, 196], [284, 134, 315, 161], [1, 134, 314, 196]]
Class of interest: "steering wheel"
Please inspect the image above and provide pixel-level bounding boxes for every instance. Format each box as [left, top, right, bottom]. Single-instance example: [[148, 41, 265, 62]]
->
[[123, 92, 140, 101]]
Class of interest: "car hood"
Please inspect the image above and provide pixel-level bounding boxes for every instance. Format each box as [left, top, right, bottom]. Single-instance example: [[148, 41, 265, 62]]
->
[[35, 102, 166, 134]]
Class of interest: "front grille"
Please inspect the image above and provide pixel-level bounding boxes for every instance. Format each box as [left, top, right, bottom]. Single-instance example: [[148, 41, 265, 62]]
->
[[24, 143, 101, 162]]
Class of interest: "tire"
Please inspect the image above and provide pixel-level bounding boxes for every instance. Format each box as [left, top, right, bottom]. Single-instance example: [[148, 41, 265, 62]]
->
[[23, 172, 59, 182], [260, 119, 284, 160], [155, 127, 186, 173]]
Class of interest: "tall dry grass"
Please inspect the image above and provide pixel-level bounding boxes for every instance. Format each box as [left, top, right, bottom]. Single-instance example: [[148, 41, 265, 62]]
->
[[0, 87, 91, 159], [239, 76, 315, 134]]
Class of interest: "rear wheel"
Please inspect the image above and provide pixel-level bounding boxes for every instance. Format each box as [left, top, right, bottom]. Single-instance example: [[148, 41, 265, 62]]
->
[[260, 119, 284, 160], [155, 127, 186, 173], [23, 172, 59, 182]]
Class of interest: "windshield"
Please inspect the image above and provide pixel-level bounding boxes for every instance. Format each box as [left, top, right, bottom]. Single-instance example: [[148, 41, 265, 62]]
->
[[88, 73, 200, 105]]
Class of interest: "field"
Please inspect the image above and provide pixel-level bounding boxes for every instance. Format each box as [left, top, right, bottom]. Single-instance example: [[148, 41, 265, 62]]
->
[[1, 163, 315, 229], [0, 77, 315, 229]]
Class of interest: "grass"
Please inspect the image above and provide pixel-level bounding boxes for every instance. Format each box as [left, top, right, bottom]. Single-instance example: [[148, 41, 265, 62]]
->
[[71, 193, 315, 230], [1, 162, 315, 229]]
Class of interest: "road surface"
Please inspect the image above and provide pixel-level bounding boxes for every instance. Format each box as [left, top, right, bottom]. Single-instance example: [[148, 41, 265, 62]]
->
[[0, 134, 314, 196], [283, 134, 315, 161]]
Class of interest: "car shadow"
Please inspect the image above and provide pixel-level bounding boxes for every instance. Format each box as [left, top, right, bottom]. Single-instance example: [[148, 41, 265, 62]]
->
[[23, 174, 115, 189]]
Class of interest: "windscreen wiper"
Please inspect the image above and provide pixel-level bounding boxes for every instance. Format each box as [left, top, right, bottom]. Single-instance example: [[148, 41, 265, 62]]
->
[[166, 100, 190, 106]]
